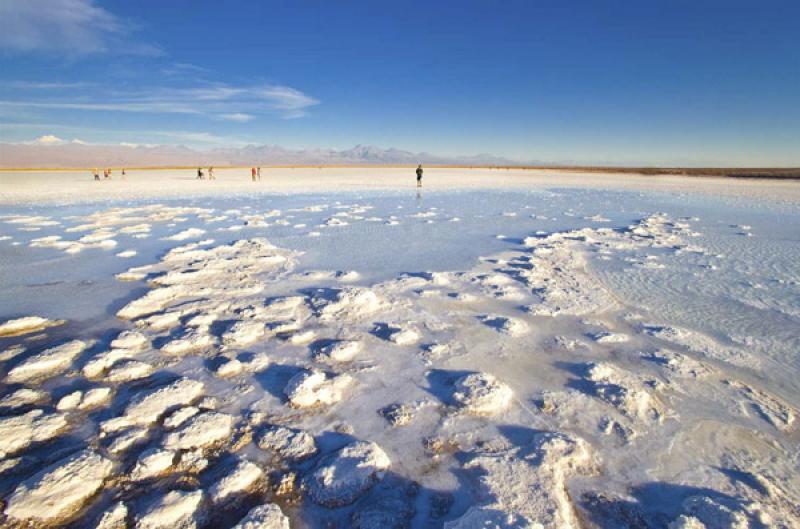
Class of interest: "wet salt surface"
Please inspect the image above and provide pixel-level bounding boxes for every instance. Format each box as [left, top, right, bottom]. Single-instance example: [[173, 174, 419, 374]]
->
[[0, 187, 799, 528]]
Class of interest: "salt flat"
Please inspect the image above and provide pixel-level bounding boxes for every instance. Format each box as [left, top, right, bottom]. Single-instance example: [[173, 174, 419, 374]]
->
[[0, 169, 798, 528]]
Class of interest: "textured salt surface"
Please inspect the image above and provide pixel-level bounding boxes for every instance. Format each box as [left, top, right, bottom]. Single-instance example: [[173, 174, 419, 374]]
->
[[0, 185, 798, 528]]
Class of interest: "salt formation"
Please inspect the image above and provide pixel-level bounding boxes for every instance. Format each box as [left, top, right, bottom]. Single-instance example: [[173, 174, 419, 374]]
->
[[161, 326, 217, 355], [257, 426, 318, 460], [447, 433, 593, 529], [232, 504, 290, 529], [0, 315, 64, 337], [452, 373, 514, 415], [56, 387, 112, 411], [0, 387, 49, 409], [307, 441, 391, 507], [284, 369, 353, 408], [313, 287, 385, 321], [643, 324, 752, 368], [479, 314, 529, 336], [136, 489, 205, 529], [111, 329, 150, 349], [583, 362, 663, 421], [106, 359, 155, 382], [0, 409, 68, 456], [131, 448, 177, 481], [117, 238, 296, 320], [6, 339, 87, 382], [163, 227, 206, 241], [223, 320, 268, 347], [318, 339, 362, 362], [96, 502, 129, 529], [209, 459, 264, 504], [727, 380, 796, 431], [102, 377, 204, 431], [162, 411, 236, 450], [4, 450, 114, 523]]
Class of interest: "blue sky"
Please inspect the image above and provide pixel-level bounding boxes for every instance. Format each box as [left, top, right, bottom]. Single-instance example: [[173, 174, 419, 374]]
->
[[1, 0, 798, 165]]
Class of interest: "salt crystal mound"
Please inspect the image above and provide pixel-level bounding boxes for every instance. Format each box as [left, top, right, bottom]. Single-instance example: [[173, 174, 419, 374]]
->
[[96, 501, 128, 529], [0, 387, 49, 409], [131, 448, 177, 481], [478, 314, 529, 336], [452, 373, 514, 416], [83, 347, 145, 379], [209, 459, 264, 504], [312, 287, 386, 322], [117, 238, 296, 320], [641, 350, 714, 379], [111, 329, 150, 350], [448, 433, 594, 529], [0, 315, 64, 337], [4, 449, 114, 523], [318, 340, 362, 362], [161, 326, 217, 356], [257, 425, 318, 461], [521, 213, 699, 317], [284, 369, 353, 408], [6, 340, 87, 383], [0, 409, 68, 456], [102, 378, 204, 432], [726, 380, 796, 431], [106, 359, 155, 382], [136, 489, 205, 529], [162, 411, 236, 450], [163, 227, 206, 241], [232, 504, 290, 529], [56, 387, 112, 411], [223, 320, 268, 347], [583, 362, 664, 421], [644, 324, 755, 369], [307, 441, 391, 507], [443, 507, 530, 529]]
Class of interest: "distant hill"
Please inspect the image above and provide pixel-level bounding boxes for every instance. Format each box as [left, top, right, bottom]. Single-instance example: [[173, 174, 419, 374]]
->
[[0, 141, 519, 168]]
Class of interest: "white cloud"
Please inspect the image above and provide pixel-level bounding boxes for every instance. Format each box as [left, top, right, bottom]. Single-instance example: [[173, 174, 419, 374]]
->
[[5, 81, 92, 90], [0, 0, 161, 56], [219, 113, 255, 122], [70, 138, 87, 144], [258, 85, 320, 113], [34, 134, 65, 145], [0, 82, 320, 119]]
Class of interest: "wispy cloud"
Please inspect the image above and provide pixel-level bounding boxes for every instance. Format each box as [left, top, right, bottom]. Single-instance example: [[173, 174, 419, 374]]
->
[[161, 62, 210, 77], [5, 81, 93, 90], [219, 113, 255, 123], [0, 0, 161, 57], [0, 82, 321, 120]]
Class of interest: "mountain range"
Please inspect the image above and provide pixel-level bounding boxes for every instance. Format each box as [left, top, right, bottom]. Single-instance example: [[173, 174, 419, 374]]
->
[[0, 141, 520, 168]]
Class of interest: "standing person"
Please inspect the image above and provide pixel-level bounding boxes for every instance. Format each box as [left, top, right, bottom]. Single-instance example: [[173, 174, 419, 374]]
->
[[93, 168, 99, 181], [197, 167, 203, 180], [107, 168, 112, 179], [251, 167, 256, 182], [208, 167, 215, 180], [257, 166, 261, 181], [103, 169, 108, 179], [121, 168, 126, 180], [416, 164, 423, 187]]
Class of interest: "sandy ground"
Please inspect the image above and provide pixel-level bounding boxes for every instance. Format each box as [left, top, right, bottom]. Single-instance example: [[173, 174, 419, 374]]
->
[[2, 167, 800, 205]]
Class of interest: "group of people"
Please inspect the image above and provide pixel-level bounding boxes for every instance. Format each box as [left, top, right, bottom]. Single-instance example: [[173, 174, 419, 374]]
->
[[91, 164, 425, 185], [196, 167, 216, 180], [93, 168, 126, 181]]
